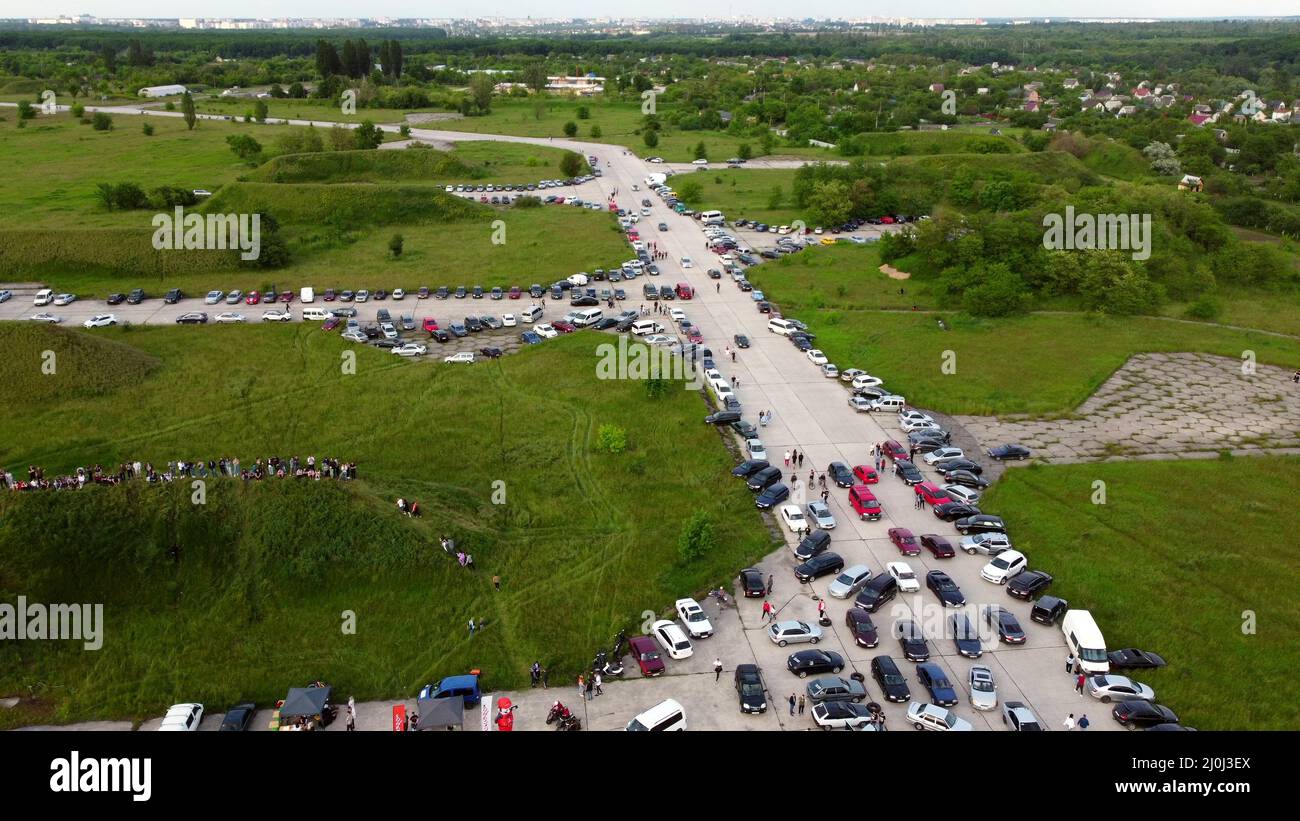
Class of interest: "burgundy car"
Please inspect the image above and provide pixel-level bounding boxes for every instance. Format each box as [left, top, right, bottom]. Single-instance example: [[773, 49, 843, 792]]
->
[[279, 291, 294, 303], [888, 528, 920, 556], [882, 440, 908, 462], [629, 635, 665, 677], [323, 288, 337, 302], [553, 320, 576, 334], [921, 534, 956, 559], [845, 609, 879, 648]]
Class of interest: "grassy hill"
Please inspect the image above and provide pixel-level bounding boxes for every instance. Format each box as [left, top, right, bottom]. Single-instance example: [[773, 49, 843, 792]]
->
[[201, 181, 486, 227], [247, 148, 475, 184], [0, 324, 160, 404]]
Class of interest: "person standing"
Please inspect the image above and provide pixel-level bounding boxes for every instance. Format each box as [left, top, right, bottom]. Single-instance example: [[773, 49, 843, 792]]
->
[[788, 693, 796, 716], [766, 574, 774, 595], [530, 661, 541, 688], [817, 599, 826, 620], [797, 695, 806, 715], [784, 450, 791, 467], [1075, 672, 1086, 695], [798, 453, 804, 468], [594, 672, 603, 696], [714, 658, 723, 682], [577, 674, 585, 700], [1063, 713, 1076, 731], [468, 617, 476, 635], [1065, 653, 1076, 674], [1078, 714, 1090, 730], [346, 708, 356, 731]]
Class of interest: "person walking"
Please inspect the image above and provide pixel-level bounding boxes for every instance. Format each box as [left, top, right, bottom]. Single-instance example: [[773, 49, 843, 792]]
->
[[1078, 714, 1090, 730], [530, 661, 541, 688], [821, 489, 829, 503], [1063, 713, 1076, 731], [1075, 672, 1086, 695], [714, 658, 723, 682], [577, 674, 585, 700], [1065, 653, 1076, 674], [594, 672, 603, 696], [468, 617, 476, 635], [766, 574, 774, 596], [784, 450, 791, 467], [716, 282, 721, 293], [346, 708, 356, 731], [788, 694, 796, 716], [808, 469, 815, 485], [817, 599, 826, 620], [762, 599, 774, 622], [797, 452, 804, 468], [730, 349, 736, 362], [791, 448, 799, 465]]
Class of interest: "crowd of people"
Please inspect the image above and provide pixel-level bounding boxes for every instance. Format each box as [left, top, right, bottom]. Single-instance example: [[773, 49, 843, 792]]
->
[[2, 456, 358, 492]]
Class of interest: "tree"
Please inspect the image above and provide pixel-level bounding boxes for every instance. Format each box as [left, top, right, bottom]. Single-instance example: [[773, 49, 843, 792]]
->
[[16, 100, 35, 120], [181, 91, 197, 130], [738, 142, 753, 160], [677, 511, 717, 564], [576, 106, 590, 120], [100, 44, 117, 74], [253, 100, 268, 123], [91, 112, 113, 131], [388, 234, 404, 258], [523, 62, 547, 94], [675, 177, 703, 202], [468, 73, 494, 114], [562, 121, 578, 137], [767, 185, 783, 210], [643, 129, 659, 148], [597, 423, 626, 454], [1143, 141, 1180, 176], [315, 40, 342, 78], [590, 124, 602, 138], [559, 151, 584, 177], [226, 134, 263, 162], [693, 141, 708, 161], [388, 40, 403, 79], [808, 180, 851, 226], [354, 120, 384, 150], [341, 41, 359, 78], [142, 122, 154, 136]]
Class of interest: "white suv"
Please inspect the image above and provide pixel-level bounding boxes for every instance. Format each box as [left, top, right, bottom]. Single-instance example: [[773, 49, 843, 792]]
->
[[158, 703, 204, 731]]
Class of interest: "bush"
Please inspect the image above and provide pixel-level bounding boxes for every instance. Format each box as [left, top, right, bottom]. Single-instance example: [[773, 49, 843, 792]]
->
[[596, 423, 626, 454], [91, 112, 113, 131], [1185, 294, 1222, 321], [677, 511, 717, 564], [562, 121, 578, 137]]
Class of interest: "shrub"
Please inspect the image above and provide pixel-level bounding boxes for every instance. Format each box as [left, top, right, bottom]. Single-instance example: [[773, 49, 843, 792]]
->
[[596, 423, 626, 454], [91, 112, 113, 131], [677, 511, 717, 564]]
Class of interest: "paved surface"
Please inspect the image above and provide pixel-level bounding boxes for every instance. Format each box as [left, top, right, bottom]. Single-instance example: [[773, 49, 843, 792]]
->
[[957, 352, 1300, 463], [4, 106, 1159, 732]]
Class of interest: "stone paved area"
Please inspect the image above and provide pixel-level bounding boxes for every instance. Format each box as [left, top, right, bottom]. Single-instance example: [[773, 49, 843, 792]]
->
[[956, 353, 1300, 463]]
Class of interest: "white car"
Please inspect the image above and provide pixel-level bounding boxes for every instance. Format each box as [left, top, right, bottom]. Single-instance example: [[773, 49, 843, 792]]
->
[[969, 666, 998, 711], [851, 373, 883, 389], [534, 323, 559, 339], [812, 701, 877, 730], [341, 329, 367, 343], [669, 308, 686, 322], [380, 321, 398, 340], [30, 313, 62, 323], [33, 288, 54, 306], [679, 257, 693, 268], [806, 349, 828, 365], [981, 549, 1027, 584], [53, 293, 77, 306], [648, 156, 664, 163], [827, 564, 872, 599], [0, 289, 11, 302], [651, 619, 694, 660], [806, 500, 836, 530], [848, 396, 874, 413], [158, 703, 204, 732], [887, 561, 921, 593], [392, 288, 405, 300], [204, 290, 224, 305], [261, 308, 292, 322], [82, 314, 118, 328], [674, 597, 713, 639], [768, 619, 824, 647], [215, 312, 246, 323], [944, 485, 981, 505], [502, 314, 517, 327], [899, 409, 934, 426], [746, 439, 767, 461], [1086, 675, 1156, 703], [691, 158, 708, 165], [567, 273, 589, 287], [444, 352, 476, 364], [644, 334, 674, 346], [640, 207, 651, 216], [392, 342, 427, 357], [900, 418, 942, 433], [778, 504, 810, 534], [923, 447, 965, 465], [906, 702, 972, 732], [961, 532, 1012, 556]]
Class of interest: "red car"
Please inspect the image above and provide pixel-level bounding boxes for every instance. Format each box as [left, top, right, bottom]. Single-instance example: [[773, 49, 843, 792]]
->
[[848, 486, 882, 521], [553, 320, 576, 333], [628, 635, 665, 677], [852, 465, 879, 484], [323, 288, 337, 302], [888, 527, 921, 556], [245, 291, 261, 305], [508, 286, 521, 299], [921, 534, 956, 559], [882, 440, 908, 462], [687, 328, 703, 344], [422, 317, 440, 333], [915, 482, 952, 506], [279, 291, 294, 303], [322, 316, 342, 332]]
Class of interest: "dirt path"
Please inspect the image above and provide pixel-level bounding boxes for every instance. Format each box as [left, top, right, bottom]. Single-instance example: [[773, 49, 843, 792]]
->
[[879, 264, 911, 280]]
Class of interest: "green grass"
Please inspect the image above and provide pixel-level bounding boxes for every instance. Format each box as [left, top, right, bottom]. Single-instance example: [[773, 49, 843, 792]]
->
[[745, 243, 937, 310], [688, 168, 804, 225], [980, 457, 1300, 730], [193, 96, 441, 125], [0, 324, 775, 727]]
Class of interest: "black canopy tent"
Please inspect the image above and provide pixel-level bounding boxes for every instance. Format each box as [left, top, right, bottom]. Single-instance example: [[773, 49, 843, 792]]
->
[[280, 685, 333, 719], [416, 695, 464, 730]]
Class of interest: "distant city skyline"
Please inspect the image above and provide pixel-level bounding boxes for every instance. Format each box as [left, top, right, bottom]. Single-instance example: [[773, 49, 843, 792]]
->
[[5, 2, 1299, 23]]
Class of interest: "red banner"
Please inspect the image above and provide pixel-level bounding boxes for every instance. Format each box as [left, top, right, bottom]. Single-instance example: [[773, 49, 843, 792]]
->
[[391, 704, 406, 732]]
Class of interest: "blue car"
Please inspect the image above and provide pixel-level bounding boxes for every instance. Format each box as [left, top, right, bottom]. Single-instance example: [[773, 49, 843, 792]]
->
[[419, 674, 481, 708], [520, 331, 542, 345], [751, 290, 765, 301], [916, 663, 958, 707]]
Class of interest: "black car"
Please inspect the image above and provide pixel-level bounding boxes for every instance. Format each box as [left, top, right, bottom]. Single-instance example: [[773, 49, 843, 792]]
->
[[939, 458, 983, 476], [845, 609, 878, 648], [934, 502, 981, 522], [943, 469, 990, 490], [871, 656, 911, 702], [926, 571, 966, 608], [787, 650, 844, 678], [528, 285, 544, 298], [828, 462, 855, 488], [126, 288, 145, 305], [854, 386, 890, 401], [756, 482, 791, 510], [593, 318, 620, 330], [1108, 649, 1168, 670], [731, 420, 759, 439], [732, 459, 770, 479], [733, 334, 750, 349], [1030, 595, 1069, 626], [1007, 570, 1054, 600], [791, 336, 813, 352], [454, 287, 468, 299], [909, 439, 949, 455], [734, 664, 767, 714], [793, 530, 832, 562], [219, 703, 257, 732], [706, 410, 743, 425], [464, 316, 483, 332], [746, 466, 782, 491], [571, 295, 599, 307], [854, 574, 898, 613], [106, 292, 125, 305], [430, 329, 451, 343], [757, 302, 772, 314], [984, 606, 1027, 644], [164, 288, 183, 304], [921, 534, 956, 558], [740, 568, 765, 598], [471, 286, 484, 299], [795, 551, 843, 583], [917, 663, 958, 707], [988, 444, 1032, 461], [956, 514, 1006, 535], [1113, 701, 1179, 729], [479, 347, 503, 359], [950, 613, 983, 658], [893, 459, 924, 485], [895, 620, 931, 662]]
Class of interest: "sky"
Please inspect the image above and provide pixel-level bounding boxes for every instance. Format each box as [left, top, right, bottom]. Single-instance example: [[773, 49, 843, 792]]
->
[[6, 2, 1299, 20]]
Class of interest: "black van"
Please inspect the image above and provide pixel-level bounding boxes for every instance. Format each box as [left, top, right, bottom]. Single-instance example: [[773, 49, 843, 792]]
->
[[793, 530, 831, 561], [1030, 595, 1069, 626], [871, 656, 911, 703], [746, 466, 783, 492], [854, 574, 898, 613]]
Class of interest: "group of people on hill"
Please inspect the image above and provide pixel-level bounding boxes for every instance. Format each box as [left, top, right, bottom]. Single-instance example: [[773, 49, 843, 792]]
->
[[2, 456, 357, 492]]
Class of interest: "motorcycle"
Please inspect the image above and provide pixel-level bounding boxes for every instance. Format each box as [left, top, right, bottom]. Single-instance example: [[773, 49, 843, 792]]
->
[[593, 649, 624, 679], [546, 702, 582, 731], [612, 628, 629, 660]]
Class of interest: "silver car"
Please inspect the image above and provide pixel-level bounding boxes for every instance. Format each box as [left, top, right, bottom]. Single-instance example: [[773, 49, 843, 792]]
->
[[806, 676, 867, 705], [1087, 675, 1155, 703], [806, 500, 836, 530], [968, 665, 998, 711], [827, 564, 872, 599], [960, 532, 1012, 556], [768, 619, 823, 647]]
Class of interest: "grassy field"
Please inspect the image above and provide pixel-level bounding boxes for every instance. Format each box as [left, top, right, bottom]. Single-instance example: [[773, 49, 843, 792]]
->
[[0, 322, 775, 727], [688, 168, 804, 225], [980, 457, 1300, 730], [193, 96, 442, 125], [744, 243, 941, 311]]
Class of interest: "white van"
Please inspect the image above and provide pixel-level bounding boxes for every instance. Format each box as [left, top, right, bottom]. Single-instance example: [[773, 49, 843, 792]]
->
[[870, 395, 906, 413], [300, 286, 315, 304], [631, 319, 664, 336], [302, 307, 333, 321], [34, 288, 54, 306], [767, 317, 796, 336], [567, 273, 589, 287], [571, 307, 603, 327], [700, 210, 725, 226], [626, 698, 687, 732], [1061, 610, 1109, 674], [520, 304, 543, 324]]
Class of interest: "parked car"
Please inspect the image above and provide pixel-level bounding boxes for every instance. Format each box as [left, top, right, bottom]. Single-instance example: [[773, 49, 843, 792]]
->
[[1087, 675, 1156, 704], [921, 534, 956, 559], [844, 608, 879, 648], [981, 549, 1028, 584], [1002, 701, 1043, 731], [968, 666, 998, 711], [755, 482, 790, 510], [806, 500, 836, 530], [1112, 701, 1179, 729], [794, 552, 844, 583], [628, 635, 665, 677], [158, 703, 204, 732], [740, 568, 766, 598], [906, 702, 971, 732], [1007, 570, 1054, 600], [812, 701, 877, 731], [871, 656, 911, 702], [828, 462, 855, 488], [792, 530, 831, 562], [983, 606, 1027, 644], [988, 443, 1032, 461], [951, 613, 983, 659], [786, 649, 842, 677], [895, 619, 931, 662], [888, 528, 920, 556], [806, 676, 867, 705], [218, 703, 257, 732], [1107, 649, 1168, 670], [770, 621, 824, 648], [916, 663, 958, 707], [675, 598, 713, 639], [926, 571, 966, 607], [651, 619, 694, 660], [955, 514, 1007, 535]]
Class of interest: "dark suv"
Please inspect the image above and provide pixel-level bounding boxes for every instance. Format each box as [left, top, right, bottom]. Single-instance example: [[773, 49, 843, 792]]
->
[[734, 664, 767, 714], [871, 656, 911, 702]]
